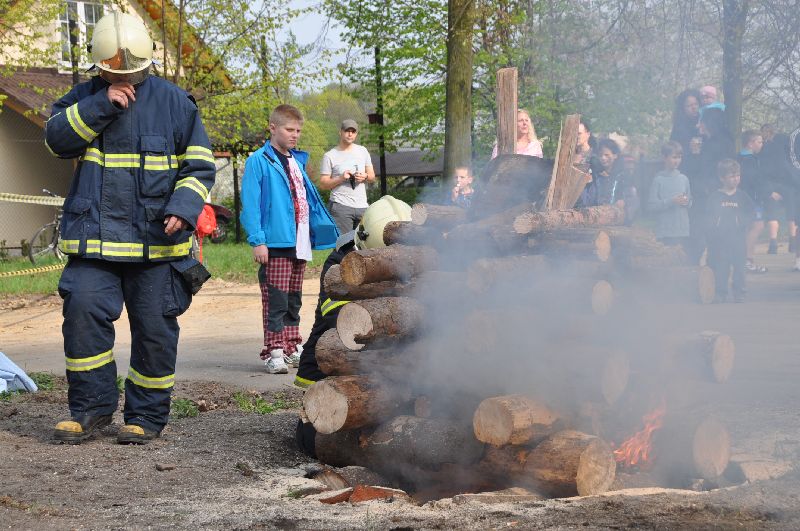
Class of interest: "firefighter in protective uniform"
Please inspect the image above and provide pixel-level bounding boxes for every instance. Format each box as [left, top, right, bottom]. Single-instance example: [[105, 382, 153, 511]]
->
[[294, 196, 412, 456], [46, 12, 215, 444]]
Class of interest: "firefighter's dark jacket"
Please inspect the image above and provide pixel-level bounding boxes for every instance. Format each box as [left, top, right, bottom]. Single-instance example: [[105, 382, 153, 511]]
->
[[44, 74, 216, 262], [295, 243, 354, 385]]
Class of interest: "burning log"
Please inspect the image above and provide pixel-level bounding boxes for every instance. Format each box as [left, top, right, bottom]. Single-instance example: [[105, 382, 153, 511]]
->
[[339, 244, 438, 286], [303, 375, 411, 434], [336, 296, 425, 350], [315, 429, 371, 468], [383, 220, 440, 246], [366, 415, 485, 469], [528, 228, 612, 262], [523, 430, 616, 496], [477, 444, 531, 484], [410, 203, 468, 228], [512, 205, 625, 235], [472, 395, 560, 446]]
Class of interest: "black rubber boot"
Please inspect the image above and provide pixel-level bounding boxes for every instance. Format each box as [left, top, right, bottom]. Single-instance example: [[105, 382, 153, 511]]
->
[[53, 414, 113, 444], [117, 424, 160, 445]]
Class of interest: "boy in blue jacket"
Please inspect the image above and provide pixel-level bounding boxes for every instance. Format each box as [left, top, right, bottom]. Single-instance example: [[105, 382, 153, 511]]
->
[[240, 105, 338, 374]]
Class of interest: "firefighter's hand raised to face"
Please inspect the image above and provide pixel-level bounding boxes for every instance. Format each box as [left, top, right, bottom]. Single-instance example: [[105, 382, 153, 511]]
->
[[107, 82, 136, 109]]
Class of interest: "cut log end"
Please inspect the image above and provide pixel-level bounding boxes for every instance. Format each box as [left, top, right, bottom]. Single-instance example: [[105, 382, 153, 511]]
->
[[595, 231, 611, 262], [591, 280, 614, 316], [340, 253, 367, 286], [693, 418, 731, 479], [576, 438, 616, 496], [698, 266, 716, 304], [710, 334, 735, 383], [304, 381, 350, 434], [337, 304, 372, 350]]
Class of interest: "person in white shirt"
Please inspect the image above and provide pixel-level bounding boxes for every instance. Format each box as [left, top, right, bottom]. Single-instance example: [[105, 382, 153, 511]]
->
[[319, 119, 376, 233]]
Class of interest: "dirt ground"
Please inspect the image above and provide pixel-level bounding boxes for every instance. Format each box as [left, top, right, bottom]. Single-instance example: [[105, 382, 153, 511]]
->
[[3, 248, 800, 529]]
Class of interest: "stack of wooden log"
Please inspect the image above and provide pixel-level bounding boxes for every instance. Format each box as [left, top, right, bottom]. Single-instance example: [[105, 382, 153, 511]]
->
[[302, 157, 735, 500]]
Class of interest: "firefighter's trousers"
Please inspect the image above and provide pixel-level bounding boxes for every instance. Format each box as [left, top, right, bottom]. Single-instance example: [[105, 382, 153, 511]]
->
[[58, 257, 192, 433]]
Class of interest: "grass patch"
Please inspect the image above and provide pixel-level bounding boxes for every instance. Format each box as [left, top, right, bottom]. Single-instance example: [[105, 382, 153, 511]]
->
[[0, 256, 63, 296], [28, 372, 55, 391], [171, 398, 199, 418], [231, 391, 301, 414], [116, 375, 125, 393], [202, 241, 330, 283]]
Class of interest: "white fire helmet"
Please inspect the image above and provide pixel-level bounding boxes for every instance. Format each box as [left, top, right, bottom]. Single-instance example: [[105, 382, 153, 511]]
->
[[90, 12, 154, 78], [354, 195, 412, 249]]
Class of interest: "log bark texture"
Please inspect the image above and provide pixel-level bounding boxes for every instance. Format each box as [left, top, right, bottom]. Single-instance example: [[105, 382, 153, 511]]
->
[[366, 415, 485, 468], [410, 203, 467, 228], [383, 220, 439, 246], [466, 254, 550, 293], [513, 205, 625, 235], [303, 375, 411, 434], [529, 228, 612, 262], [523, 430, 616, 496], [336, 296, 425, 350], [473, 395, 560, 446], [324, 265, 413, 300], [340, 245, 438, 286], [687, 331, 735, 383]]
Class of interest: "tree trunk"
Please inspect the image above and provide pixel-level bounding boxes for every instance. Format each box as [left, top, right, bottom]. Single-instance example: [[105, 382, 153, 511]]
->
[[667, 331, 735, 383], [410, 203, 468, 228], [467, 254, 550, 293], [315, 429, 372, 468], [383, 221, 439, 246], [651, 416, 732, 485], [523, 430, 616, 496], [624, 265, 715, 304], [303, 375, 411, 434], [443, 0, 474, 185], [336, 296, 425, 350], [722, 0, 748, 150], [513, 205, 626, 235], [340, 245, 438, 286], [473, 395, 560, 446]]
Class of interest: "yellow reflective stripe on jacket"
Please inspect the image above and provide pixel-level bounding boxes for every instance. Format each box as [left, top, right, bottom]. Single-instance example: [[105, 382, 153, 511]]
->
[[66, 103, 98, 142], [58, 239, 80, 254], [86, 240, 101, 254], [127, 367, 175, 389], [174, 177, 209, 199], [143, 155, 179, 170], [101, 241, 144, 257], [65, 349, 113, 372], [149, 241, 191, 259], [320, 298, 350, 316], [82, 147, 104, 165], [178, 146, 215, 164], [105, 153, 141, 168]]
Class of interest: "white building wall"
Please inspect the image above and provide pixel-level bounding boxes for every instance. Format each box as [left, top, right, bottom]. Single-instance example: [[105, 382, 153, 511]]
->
[[0, 110, 72, 251]]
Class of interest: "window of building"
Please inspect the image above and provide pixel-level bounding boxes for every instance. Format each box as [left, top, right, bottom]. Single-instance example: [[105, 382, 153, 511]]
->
[[59, 1, 104, 67]]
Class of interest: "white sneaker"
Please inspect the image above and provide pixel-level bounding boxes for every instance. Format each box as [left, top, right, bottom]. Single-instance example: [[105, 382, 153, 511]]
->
[[284, 345, 302, 368], [265, 349, 288, 374]]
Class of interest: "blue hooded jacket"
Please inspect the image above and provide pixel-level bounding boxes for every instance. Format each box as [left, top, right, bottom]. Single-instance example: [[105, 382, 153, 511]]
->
[[240, 142, 338, 249]]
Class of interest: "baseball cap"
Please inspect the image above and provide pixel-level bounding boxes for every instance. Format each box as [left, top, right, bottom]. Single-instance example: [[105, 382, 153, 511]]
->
[[341, 119, 359, 131]]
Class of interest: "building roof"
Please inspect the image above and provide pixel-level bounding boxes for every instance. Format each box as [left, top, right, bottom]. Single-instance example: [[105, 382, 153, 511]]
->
[[0, 68, 80, 127], [370, 149, 444, 177]]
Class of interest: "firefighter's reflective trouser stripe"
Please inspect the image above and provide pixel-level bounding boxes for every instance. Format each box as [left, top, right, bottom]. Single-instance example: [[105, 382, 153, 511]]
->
[[59, 257, 191, 433], [320, 298, 349, 316]]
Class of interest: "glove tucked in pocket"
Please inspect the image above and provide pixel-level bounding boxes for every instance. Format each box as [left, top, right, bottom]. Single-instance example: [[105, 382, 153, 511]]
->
[[169, 257, 211, 295]]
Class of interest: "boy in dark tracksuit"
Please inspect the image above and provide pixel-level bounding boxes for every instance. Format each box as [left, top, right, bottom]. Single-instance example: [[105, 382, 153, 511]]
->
[[705, 159, 755, 302]]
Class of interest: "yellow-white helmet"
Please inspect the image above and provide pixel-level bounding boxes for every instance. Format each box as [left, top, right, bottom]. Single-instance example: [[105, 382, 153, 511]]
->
[[90, 11, 153, 74], [354, 195, 412, 249]]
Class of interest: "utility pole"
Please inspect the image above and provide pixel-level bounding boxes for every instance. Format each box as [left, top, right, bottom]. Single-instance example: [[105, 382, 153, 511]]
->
[[375, 45, 387, 197]]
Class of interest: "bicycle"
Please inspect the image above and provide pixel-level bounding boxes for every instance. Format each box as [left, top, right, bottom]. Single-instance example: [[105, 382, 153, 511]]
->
[[28, 189, 66, 265]]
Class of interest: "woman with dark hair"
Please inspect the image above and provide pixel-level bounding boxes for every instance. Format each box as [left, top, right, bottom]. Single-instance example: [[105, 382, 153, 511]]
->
[[573, 117, 596, 168], [670, 89, 702, 153]]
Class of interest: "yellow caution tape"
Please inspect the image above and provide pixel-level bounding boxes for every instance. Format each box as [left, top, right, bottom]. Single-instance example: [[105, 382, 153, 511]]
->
[[0, 263, 65, 278], [0, 193, 65, 207]]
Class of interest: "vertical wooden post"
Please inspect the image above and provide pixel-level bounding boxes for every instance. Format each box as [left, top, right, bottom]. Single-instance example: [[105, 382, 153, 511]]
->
[[496, 68, 518, 156]]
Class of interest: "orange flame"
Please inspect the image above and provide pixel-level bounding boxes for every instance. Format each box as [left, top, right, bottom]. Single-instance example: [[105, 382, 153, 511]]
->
[[614, 401, 666, 468]]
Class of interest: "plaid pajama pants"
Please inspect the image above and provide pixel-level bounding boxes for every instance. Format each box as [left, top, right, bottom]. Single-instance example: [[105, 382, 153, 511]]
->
[[258, 257, 306, 359]]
